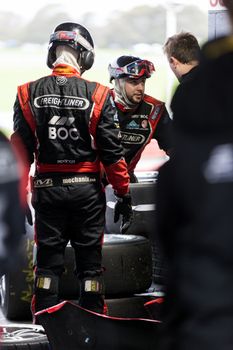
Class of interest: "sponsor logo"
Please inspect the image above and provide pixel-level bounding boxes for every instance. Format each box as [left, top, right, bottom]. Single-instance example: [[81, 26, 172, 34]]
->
[[48, 116, 75, 126], [126, 120, 139, 129], [141, 120, 148, 129], [34, 178, 53, 188], [121, 132, 145, 144], [131, 114, 148, 119], [151, 106, 161, 120], [57, 160, 75, 164], [48, 116, 79, 140], [56, 76, 68, 86], [34, 95, 90, 110], [62, 176, 96, 184]]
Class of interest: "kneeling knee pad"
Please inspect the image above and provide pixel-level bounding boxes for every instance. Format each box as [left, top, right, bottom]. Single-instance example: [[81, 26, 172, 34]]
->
[[79, 276, 105, 314], [35, 274, 59, 295], [81, 276, 105, 296]]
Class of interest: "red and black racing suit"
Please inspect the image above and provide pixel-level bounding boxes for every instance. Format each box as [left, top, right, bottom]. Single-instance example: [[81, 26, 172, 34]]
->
[[111, 91, 173, 180], [11, 64, 129, 315]]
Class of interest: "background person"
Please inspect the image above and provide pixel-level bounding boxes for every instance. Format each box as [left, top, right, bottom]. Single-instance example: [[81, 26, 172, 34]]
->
[[163, 31, 200, 84], [0, 130, 27, 277], [156, 8, 233, 350], [11, 22, 132, 318], [108, 55, 173, 182]]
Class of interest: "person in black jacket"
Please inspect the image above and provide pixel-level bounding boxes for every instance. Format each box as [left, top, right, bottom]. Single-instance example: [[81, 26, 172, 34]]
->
[[163, 31, 200, 84], [11, 22, 132, 318], [156, 10, 233, 350]]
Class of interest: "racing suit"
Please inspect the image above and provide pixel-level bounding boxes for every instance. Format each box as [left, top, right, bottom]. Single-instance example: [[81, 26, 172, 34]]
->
[[11, 64, 130, 315], [111, 91, 173, 180]]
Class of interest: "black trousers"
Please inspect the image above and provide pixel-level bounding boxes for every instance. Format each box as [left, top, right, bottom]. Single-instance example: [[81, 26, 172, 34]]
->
[[31, 179, 106, 312]]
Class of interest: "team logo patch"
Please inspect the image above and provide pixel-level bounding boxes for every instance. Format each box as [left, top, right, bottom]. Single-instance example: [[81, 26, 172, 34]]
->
[[141, 120, 148, 129], [56, 76, 68, 86], [127, 120, 139, 129], [34, 95, 90, 110]]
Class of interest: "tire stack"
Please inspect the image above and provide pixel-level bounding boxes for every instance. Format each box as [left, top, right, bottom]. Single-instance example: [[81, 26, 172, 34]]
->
[[61, 234, 154, 318], [105, 183, 167, 286]]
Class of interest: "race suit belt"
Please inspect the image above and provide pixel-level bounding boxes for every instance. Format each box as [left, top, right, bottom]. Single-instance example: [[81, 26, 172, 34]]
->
[[33, 175, 98, 188]]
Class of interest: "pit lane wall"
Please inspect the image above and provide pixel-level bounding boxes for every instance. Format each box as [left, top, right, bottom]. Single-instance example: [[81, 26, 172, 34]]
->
[[208, 0, 231, 39]]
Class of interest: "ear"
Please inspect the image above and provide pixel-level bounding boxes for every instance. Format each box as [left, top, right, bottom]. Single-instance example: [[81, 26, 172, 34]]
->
[[169, 56, 177, 66]]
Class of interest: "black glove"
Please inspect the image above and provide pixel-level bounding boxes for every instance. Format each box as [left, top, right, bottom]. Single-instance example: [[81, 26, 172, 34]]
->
[[25, 202, 33, 226], [114, 193, 133, 234]]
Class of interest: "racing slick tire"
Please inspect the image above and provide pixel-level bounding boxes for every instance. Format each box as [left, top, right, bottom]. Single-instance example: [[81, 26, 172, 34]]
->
[[0, 325, 50, 350], [105, 183, 167, 285]]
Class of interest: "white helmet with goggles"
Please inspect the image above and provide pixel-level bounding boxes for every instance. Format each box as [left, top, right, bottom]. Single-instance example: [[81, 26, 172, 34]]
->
[[108, 55, 155, 82]]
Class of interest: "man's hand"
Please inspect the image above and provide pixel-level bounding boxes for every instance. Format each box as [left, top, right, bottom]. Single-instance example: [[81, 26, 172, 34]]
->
[[114, 193, 133, 234]]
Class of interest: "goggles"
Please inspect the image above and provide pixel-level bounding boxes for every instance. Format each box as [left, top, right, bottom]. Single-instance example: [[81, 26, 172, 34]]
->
[[110, 59, 155, 80], [49, 30, 93, 51]]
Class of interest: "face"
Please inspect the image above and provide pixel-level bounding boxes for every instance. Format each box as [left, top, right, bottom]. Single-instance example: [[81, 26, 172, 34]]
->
[[124, 77, 146, 104], [169, 56, 182, 81]]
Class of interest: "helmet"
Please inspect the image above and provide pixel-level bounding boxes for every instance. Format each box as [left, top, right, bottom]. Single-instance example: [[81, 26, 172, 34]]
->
[[108, 55, 155, 82], [47, 22, 95, 71]]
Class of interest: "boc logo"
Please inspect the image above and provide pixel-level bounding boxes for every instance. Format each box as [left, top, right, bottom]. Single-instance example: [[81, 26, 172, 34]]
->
[[48, 116, 79, 141]]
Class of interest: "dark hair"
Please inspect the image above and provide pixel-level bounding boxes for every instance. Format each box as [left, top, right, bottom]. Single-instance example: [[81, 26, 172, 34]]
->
[[163, 32, 200, 64]]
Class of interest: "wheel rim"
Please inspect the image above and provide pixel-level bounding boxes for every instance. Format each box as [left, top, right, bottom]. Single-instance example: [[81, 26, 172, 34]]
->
[[0, 326, 46, 342]]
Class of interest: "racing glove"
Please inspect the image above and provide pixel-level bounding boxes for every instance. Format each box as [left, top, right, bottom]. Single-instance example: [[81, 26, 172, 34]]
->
[[114, 193, 133, 234]]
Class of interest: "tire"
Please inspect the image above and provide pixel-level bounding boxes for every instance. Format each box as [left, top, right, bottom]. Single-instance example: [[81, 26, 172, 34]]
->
[[1, 234, 152, 321], [59, 234, 152, 297], [103, 234, 152, 296], [105, 183, 156, 238], [0, 325, 50, 349], [105, 183, 167, 285], [0, 226, 34, 321]]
